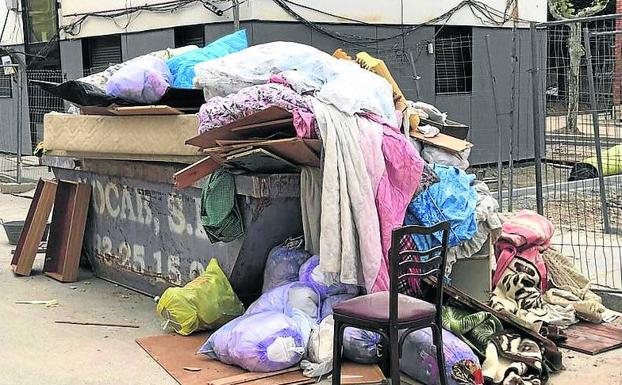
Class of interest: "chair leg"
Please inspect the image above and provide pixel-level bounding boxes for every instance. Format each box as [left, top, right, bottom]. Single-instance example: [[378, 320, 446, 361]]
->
[[332, 319, 344, 385], [389, 327, 400, 385], [431, 324, 448, 385]]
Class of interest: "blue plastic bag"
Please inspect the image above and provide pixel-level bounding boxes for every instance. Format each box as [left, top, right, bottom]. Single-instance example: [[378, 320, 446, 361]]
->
[[400, 328, 481, 385], [342, 327, 383, 364], [105, 56, 172, 103], [299, 256, 359, 300], [246, 282, 320, 321], [198, 310, 311, 372], [320, 293, 357, 320], [166, 29, 248, 89], [262, 236, 310, 293]]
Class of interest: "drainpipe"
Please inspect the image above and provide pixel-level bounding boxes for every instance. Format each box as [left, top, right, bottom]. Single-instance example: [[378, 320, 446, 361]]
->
[[233, 0, 240, 31]]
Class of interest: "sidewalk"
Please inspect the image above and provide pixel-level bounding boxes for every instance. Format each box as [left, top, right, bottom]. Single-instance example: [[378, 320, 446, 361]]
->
[[0, 192, 621, 384]]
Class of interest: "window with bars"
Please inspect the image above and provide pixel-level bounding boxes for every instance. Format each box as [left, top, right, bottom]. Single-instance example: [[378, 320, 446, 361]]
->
[[0, 74, 12, 98], [82, 35, 123, 73], [434, 26, 473, 94], [175, 25, 205, 48]]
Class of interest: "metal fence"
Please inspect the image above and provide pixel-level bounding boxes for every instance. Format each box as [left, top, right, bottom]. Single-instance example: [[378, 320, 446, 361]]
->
[[533, 15, 622, 290]]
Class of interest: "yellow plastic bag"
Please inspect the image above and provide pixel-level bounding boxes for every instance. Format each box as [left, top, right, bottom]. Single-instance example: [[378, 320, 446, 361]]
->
[[156, 258, 244, 335]]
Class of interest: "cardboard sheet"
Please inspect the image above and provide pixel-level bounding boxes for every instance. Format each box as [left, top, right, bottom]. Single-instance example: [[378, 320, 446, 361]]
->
[[44, 112, 202, 158], [559, 322, 622, 355], [410, 130, 472, 153]]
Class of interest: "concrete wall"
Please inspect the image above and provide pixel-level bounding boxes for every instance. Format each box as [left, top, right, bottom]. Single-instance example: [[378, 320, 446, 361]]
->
[[58, 0, 546, 39]]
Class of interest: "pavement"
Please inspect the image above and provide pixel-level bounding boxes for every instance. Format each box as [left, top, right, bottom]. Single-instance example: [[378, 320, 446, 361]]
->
[[0, 191, 621, 384]]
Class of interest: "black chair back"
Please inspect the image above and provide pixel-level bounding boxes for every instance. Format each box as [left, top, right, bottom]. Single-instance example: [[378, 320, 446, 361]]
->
[[388, 221, 450, 324]]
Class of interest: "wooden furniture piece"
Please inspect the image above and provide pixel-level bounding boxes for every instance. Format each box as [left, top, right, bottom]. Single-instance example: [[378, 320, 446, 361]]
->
[[332, 222, 451, 385], [10, 179, 57, 276], [43, 180, 91, 283]]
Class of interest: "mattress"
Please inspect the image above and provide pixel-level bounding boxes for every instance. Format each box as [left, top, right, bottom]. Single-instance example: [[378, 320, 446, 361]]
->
[[43, 112, 202, 160]]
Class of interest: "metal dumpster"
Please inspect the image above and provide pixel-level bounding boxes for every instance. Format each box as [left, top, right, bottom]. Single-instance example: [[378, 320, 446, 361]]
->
[[41, 156, 302, 304]]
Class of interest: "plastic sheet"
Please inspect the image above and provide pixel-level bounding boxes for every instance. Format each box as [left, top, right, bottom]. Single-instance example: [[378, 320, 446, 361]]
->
[[299, 256, 359, 300], [400, 328, 482, 385], [166, 29, 248, 89], [156, 259, 244, 335], [198, 310, 311, 372], [105, 56, 172, 103]]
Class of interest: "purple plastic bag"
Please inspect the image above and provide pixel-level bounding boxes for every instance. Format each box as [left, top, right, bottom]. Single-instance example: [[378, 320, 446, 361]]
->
[[342, 327, 383, 364], [320, 293, 357, 320], [246, 282, 320, 321], [299, 256, 359, 299], [198, 311, 310, 372], [400, 328, 481, 385], [105, 56, 172, 103], [262, 236, 310, 293]]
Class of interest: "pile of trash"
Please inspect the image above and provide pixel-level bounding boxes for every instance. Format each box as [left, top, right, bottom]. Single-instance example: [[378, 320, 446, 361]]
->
[[36, 29, 619, 385]]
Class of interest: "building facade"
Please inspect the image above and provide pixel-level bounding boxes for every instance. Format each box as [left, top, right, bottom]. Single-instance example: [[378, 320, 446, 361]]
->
[[0, 0, 548, 164]]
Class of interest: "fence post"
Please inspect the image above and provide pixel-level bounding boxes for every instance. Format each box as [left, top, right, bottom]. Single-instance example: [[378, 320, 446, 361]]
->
[[530, 22, 544, 215], [583, 27, 612, 234], [15, 67, 22, 184], [484, 34, 503, 209]]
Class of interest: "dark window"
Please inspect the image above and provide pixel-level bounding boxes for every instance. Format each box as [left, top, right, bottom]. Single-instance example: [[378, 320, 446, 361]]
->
[[175, 25, 205, 48], [0, 73, 12, 98], [82, 35, 123, 73], [434, 26, 472, 94], [24, 0, 57, 43]]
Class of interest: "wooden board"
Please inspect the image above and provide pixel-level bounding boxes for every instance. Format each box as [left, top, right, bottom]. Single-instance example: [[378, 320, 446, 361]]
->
[[43, 180, 91, 283], [136, 333, 310, 385], [410, 130, 472, 153], [225, 148, 299, 173], [559, 322, 622, 355], [174, 156, 223, 190], [11, 179, 57, 276], [79, 105, 183, 116], [186, 107, 295, 149], [254, 138, 320, 168], [137, 333, 244, 385], [341, 362, 386, 385]]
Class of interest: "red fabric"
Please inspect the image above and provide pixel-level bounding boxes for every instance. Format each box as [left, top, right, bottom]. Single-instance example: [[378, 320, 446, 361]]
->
[[493, 210, 554, 291]]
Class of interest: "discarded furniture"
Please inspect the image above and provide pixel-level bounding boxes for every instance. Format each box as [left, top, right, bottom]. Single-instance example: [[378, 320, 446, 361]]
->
[[332, 222, 451, 385], [10, 179, 57, 276], [43, 180, 91, 283]]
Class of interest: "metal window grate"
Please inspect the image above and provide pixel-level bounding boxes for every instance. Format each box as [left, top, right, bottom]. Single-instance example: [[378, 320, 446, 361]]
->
[[175, 25, 205, 48], [435, 27, 473, 94], [82, 35, 123, 71], [0, 73, 12, 98]]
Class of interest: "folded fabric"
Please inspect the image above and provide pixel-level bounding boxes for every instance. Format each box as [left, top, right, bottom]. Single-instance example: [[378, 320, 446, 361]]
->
[[197, 83, 316, 138], [482, 332, 545, 385], [300, 167, 322, 256], [490, 258, 578, 328], [493, 210, 554, 292], [166, 29, 248, 89], [405, 165, 478, 251], [543, 288, 605, 323], [441, 306, 503, 357]]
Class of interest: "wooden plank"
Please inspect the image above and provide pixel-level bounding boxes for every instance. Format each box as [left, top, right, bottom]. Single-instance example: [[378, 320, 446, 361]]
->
[[255, 138, 320, 168], [43, 180, 91, 283], [225, 148, 299, 173], [342, 363, 386, 385], [110, 105, 183, 116], [409, 130, 472, 153], [559, 322, 622, 355], [136, 333, 245, 385], [230, 118, 294, 133], [11, 179, 57, 276], [185, 107, 294, 149], [208, 367, 300, 385], [174, 156, 223, 190]]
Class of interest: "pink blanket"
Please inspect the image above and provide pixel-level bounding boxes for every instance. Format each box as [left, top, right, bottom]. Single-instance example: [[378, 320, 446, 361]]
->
[[493, 210, 554, 291], [363, 114, 424, 293]]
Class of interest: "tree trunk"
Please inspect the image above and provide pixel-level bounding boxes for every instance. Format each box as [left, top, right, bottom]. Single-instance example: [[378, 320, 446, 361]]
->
[[565, 23, 584, 133]]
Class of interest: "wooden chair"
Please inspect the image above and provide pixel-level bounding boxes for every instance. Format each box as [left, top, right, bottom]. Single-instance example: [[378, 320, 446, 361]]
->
[[331, 222, 450, 385]]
